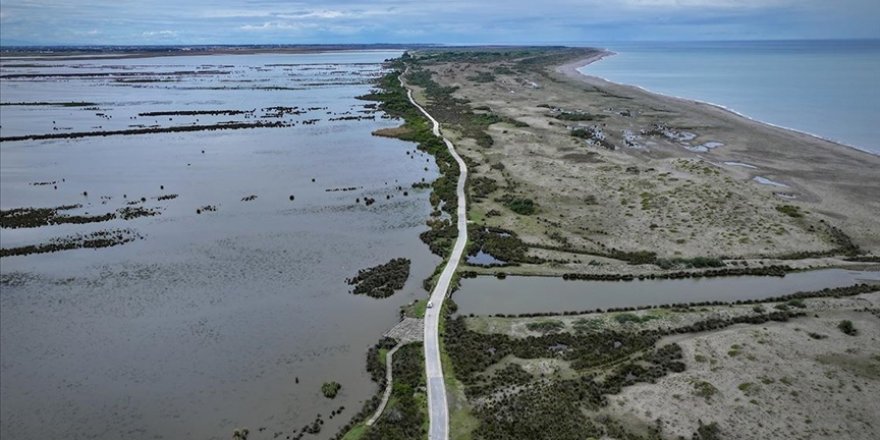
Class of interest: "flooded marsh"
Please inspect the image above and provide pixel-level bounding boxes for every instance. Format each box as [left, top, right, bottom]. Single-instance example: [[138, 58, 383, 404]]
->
[[0, 51, 442, 440]]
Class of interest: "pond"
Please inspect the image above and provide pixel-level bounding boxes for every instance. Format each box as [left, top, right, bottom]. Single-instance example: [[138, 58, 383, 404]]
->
[[466, 250, 507, 266]]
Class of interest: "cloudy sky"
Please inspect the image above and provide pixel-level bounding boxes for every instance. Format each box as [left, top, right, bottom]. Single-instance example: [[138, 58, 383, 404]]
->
[[1, 0, 878, 46]]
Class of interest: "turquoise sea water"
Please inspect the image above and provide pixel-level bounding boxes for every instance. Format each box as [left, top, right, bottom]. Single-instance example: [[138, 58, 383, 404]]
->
[[579, 40, 880, 154]]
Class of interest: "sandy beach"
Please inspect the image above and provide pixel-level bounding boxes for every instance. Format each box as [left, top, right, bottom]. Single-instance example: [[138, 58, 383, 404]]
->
[[555, 53, 880, 252]]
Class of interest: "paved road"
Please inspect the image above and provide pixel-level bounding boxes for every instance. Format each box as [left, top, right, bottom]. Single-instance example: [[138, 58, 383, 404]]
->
[[403, 75, 468, 440]]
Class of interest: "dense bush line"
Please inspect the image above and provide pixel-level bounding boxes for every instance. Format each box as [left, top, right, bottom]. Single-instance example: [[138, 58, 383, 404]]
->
[[0, 204, 111, 228], [0, 120, 290, 142], [561, 265, 790, 281], [0, 228, 142, 258], [1, 204, 164, 229], [655, 256, 725, 270], [370, 65, 460, 206]]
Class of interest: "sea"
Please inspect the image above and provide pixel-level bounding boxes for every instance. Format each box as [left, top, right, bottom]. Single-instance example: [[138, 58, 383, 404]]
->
[[578, 40, 880, 155]]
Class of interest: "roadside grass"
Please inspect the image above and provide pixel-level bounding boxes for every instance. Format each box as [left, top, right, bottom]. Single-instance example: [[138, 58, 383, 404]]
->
[[341, 423, 366, 440], [402, 299, 429, 319], [412, 299, 428, 319], [439, 301, 479, 440], [378, 348, 389, 368]]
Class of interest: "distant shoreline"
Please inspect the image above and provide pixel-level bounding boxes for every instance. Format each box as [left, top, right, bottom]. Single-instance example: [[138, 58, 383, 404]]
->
[[559, 51, 878, 157], [0, 45, 418, 61]]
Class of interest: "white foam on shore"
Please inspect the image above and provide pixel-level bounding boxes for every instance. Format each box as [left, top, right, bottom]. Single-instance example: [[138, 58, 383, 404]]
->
[[685, 141, 724, 153], [573, 55, 877, 157], [724, 161, 757, 169], [753, 176, 789, 187]]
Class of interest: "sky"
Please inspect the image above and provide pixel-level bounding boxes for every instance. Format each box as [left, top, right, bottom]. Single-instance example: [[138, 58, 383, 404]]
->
[[1, 0, 878, 46]]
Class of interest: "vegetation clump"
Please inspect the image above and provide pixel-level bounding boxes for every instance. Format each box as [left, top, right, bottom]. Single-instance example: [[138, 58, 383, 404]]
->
[[1, 204, 113, 228], [691, 380, 719, 401], [776, 204, 803, 218], [466, 71, 497, 83], [420, 219, 457, 257], [469, 176, 499, 200], [552, 111, 604, 121], [497, 194, 536, 215], [562, 264, 791, 281], [0, 101, 97, 107], [196, 205, 217, 214], [838, 320, 857, 336], [346, 258, 411, 298], [0, 228, 142, 257], [1, 120, 291, 143], [526, 320, 565, 334], [693, 421, 722, 440], [656, 256, 725, 270], [614, 312, 659, 324], [116, 206, 160, 220], [321, 381, 341, 399], [570, 126, 615, 150]]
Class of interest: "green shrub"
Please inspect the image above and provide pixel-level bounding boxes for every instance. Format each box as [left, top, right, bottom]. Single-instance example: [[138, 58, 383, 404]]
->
[[526, 320, 565, 334], [497, 195, 536, 215], [838, 320, 857, 336], [322, 381, 341, 398], [692, 381, 718, 401], [776, 205, 802, 218], [786, 298, 806, 308], [614, 313, 658, 325], [693, 421, 721, 440]]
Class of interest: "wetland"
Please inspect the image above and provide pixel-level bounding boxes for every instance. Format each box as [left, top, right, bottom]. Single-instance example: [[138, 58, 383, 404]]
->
[[0, 50, 442, 440]]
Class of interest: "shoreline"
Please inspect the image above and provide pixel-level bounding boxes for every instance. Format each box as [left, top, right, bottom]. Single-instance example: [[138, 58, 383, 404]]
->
[[557, 53, 879, 158]]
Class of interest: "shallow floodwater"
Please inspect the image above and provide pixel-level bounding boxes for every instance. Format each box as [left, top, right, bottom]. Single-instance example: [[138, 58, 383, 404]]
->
[[1, 51, 440, 440], [455, 269, 880, 315], [580, 40, 880, 154]]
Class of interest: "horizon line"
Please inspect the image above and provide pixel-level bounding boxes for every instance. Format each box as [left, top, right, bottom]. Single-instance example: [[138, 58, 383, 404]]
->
[[2, 37, 880, 49]]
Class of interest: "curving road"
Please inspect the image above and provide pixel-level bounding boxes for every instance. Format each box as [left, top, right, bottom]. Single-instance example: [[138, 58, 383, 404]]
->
[[402, 74, 468, 440]]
